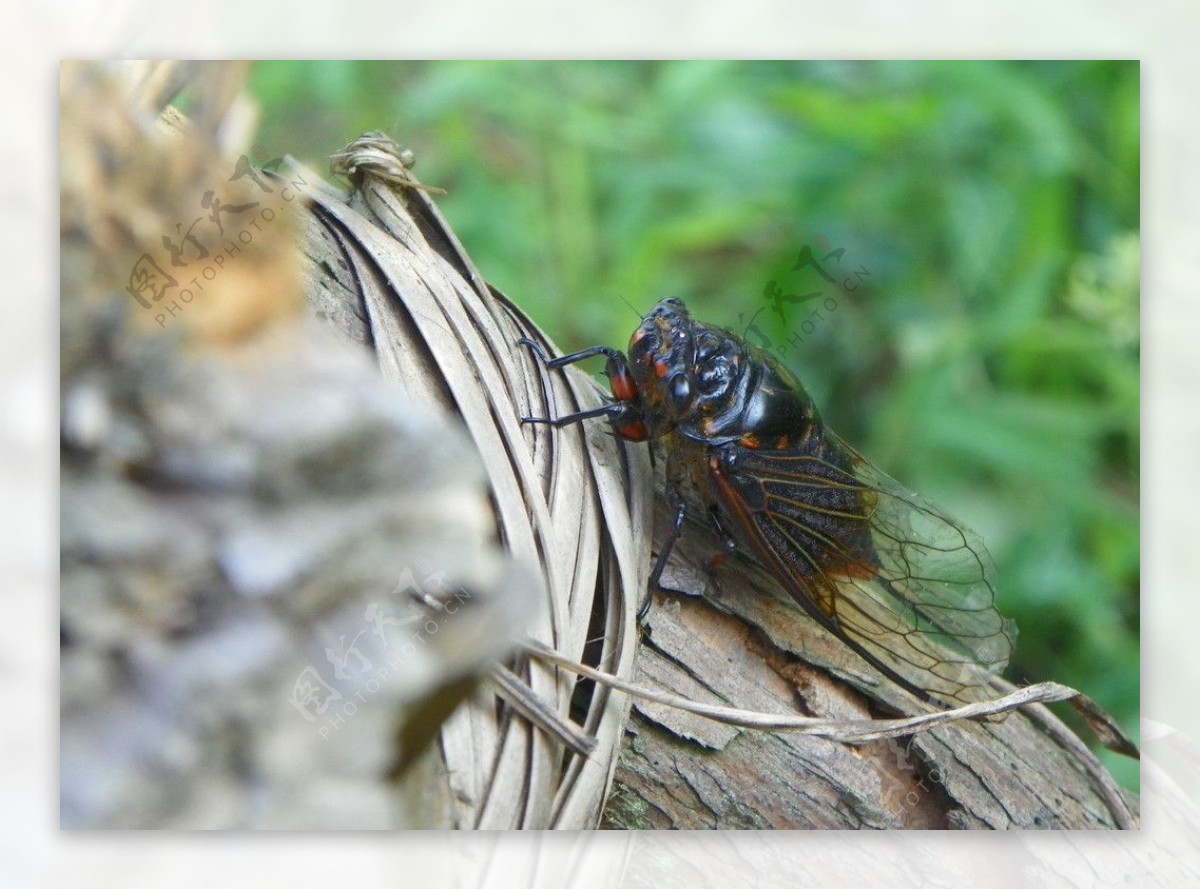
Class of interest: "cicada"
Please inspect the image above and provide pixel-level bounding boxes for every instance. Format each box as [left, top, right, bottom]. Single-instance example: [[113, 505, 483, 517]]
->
[[520, 297, 1016, 707]]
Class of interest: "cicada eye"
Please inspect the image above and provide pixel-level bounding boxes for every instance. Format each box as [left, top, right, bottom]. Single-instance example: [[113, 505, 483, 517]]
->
[[667, 373, 693, 411]]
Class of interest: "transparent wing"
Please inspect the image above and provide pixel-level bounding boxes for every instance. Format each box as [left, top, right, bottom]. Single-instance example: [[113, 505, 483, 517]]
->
[[709, 432, 1017, 707]]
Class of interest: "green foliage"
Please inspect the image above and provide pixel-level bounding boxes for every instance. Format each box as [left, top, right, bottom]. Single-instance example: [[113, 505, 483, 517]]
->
[[251, 61, 1139, 789]]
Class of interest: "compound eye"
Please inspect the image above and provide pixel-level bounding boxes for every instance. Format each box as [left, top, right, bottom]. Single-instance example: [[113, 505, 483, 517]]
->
[[667, 373, 693, 411]]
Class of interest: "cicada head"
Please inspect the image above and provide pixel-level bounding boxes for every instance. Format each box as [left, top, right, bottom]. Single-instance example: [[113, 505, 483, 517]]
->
[[627, 298, 695, 415], [626, 297, 818, 447], [626, 297, 746, 434]]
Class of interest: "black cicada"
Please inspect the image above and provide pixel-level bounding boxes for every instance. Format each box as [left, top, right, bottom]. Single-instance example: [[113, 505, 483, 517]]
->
[[520, 297, 1016, 707]]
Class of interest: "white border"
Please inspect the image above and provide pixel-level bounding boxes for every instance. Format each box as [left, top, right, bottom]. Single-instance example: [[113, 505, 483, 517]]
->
[[13, 2, 1193, 885]]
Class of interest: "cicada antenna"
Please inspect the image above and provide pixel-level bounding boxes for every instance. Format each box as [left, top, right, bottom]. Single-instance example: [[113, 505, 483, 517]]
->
[[616, 293, 643, 320]]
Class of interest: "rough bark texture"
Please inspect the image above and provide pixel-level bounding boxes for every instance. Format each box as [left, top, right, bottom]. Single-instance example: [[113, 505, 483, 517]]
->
[[600, 508, 1137, 828]]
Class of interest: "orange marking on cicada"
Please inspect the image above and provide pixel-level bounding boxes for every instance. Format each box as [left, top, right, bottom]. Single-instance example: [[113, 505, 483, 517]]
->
[[831, 559, 877, 581], [617, 420, 649, 442], [610, 369, 639, 402]]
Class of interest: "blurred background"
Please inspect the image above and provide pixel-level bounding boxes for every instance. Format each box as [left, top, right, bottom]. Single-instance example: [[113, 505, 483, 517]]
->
[[250, 60, 1139, 789]]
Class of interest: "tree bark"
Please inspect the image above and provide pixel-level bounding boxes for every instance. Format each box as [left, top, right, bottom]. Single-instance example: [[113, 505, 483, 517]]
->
[[599, 502, 1137, 828]]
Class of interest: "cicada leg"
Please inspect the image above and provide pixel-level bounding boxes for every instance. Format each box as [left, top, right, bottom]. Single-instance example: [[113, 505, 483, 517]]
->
[[517, 336, 627, 371], [516, 337, 647, 438], [520, 401, 639, 428], [693, 504, 739, 599], [640, 488, 688, 622], [705, 504, 739, 560]]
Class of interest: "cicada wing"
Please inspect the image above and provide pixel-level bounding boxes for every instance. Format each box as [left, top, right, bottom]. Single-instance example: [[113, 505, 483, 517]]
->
[[708, 433, 1017, 707]]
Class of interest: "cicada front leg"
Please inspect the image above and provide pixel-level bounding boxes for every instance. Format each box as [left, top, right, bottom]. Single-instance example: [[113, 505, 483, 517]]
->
[[516, 337, 648, 439]]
